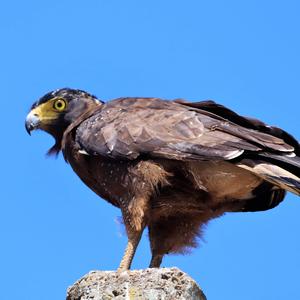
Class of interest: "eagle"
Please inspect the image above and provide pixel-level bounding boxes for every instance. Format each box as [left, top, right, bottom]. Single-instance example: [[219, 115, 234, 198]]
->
[[25, 88, 300, 271]]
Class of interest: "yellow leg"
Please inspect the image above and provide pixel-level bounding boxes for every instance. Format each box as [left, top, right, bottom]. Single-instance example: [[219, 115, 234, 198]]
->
[[118, 230, 143, 272]]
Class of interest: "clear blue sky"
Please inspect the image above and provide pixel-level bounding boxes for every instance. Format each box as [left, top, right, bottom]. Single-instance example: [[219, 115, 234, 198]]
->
[[1, 1, 300, 299]]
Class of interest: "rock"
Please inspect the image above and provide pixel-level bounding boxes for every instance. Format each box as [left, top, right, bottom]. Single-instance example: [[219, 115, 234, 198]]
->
[[67, 267, 207, 300]]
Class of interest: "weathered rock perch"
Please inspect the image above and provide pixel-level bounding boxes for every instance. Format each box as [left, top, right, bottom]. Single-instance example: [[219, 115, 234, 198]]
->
[[67, 267, 207, 300]]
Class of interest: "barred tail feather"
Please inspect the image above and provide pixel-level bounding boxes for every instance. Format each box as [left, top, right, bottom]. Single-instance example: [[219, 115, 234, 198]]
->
[[237, 158, 300, 196]]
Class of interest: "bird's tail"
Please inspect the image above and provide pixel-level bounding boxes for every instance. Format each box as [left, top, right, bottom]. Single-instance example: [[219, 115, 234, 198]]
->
[[237, 153, 300, 196]]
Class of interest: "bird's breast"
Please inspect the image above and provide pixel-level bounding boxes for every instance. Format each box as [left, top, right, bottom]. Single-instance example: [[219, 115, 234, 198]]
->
[[64, 143, 129, 207]]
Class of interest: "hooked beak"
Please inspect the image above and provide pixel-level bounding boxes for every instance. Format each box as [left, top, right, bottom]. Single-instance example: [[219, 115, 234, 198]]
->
[[25, 112, 41, 135]]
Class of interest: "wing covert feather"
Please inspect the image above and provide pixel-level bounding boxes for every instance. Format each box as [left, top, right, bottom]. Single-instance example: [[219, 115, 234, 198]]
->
[[75, 98, 295, 161]]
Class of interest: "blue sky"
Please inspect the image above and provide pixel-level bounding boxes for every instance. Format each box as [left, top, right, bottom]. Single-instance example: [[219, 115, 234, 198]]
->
[[1, 1, 300, 299]]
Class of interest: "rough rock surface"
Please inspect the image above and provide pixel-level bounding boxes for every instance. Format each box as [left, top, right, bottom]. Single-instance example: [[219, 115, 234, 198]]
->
[[67, 267, 206, 300]]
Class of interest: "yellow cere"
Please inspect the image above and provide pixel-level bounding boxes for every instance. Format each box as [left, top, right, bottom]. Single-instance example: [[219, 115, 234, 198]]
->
[[30, 98, 67, 124]]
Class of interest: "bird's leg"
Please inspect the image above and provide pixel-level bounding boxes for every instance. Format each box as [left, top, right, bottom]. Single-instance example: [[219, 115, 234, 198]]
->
[[117, 195, 148, 272], [148, 224, 165, 268], [117, 160, 169, 271], [118, 228, 143, 272], [149, 253, 163, 268]]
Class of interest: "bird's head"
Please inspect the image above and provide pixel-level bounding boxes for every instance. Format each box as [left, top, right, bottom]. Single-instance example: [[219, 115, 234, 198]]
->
[[25, 88, 103, 155]]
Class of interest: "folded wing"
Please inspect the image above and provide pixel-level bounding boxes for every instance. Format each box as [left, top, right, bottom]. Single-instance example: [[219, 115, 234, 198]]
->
[[75, 97, 300, 195]]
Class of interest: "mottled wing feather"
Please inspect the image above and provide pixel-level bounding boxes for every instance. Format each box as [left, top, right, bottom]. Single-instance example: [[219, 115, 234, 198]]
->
[[75, 98, 295, 161], [177, 99, 299, 154]]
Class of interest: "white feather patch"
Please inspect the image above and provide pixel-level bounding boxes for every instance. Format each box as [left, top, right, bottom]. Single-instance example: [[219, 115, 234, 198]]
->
[[78, 149, 90, 156]]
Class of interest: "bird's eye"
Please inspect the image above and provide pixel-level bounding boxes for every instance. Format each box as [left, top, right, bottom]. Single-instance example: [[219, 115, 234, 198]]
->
[[53, 98, 67, 111]]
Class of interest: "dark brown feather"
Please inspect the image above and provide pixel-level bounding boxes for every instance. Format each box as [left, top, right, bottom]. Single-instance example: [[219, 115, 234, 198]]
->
[[57, 96, 300, 258], [30, 92, 299, 266]]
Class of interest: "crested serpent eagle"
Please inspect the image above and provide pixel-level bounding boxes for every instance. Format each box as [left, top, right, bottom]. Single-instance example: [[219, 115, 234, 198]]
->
[[25, 88, 300, 271]]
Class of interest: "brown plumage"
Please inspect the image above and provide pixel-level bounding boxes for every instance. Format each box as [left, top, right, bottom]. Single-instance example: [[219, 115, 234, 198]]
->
[[25, 88, 300, 271]]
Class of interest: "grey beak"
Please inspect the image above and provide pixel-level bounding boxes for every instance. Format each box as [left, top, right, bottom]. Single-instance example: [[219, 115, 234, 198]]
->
[[25, 113, 40, 135]]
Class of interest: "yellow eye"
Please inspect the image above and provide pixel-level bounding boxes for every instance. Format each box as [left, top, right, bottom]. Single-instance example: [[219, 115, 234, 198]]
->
[[53, 98, 67, 111]]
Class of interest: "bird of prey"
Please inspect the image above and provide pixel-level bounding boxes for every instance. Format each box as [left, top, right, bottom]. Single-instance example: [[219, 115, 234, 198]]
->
[[25, 88, 300, 271]]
